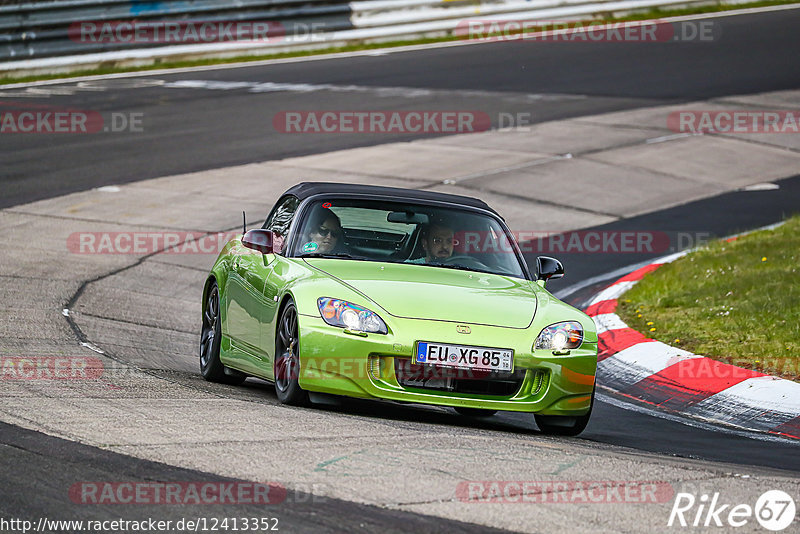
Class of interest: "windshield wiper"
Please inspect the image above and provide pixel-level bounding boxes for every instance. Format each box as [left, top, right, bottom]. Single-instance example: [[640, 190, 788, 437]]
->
[[299, 252, 368, 260], [428, 263, 494, 275]]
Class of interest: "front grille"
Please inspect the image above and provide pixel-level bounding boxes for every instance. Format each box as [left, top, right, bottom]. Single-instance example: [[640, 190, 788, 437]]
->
[[394, 358, 527, 397]]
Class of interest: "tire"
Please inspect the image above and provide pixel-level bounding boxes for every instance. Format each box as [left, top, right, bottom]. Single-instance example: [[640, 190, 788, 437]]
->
[[454, 407, 498, 417], [200, 282, 246, 385], [534, 389, 594, 437], [274, 300, 309, 406]]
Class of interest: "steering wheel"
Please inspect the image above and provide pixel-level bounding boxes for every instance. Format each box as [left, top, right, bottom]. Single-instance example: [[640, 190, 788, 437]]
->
[[441, 255, 489, 270]]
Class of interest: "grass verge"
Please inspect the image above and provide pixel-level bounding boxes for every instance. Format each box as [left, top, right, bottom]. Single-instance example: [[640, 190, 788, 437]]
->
[[618, 216, 800, 381], [2, 0, 799, 85]]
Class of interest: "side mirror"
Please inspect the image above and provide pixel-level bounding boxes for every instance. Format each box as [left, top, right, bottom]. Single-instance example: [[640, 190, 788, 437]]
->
[[537, 256, 564, 283], [242, 229, 277, 254]]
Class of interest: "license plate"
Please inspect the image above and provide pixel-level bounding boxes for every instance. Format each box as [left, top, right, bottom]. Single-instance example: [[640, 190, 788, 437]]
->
[[415, 341, 513, 372]]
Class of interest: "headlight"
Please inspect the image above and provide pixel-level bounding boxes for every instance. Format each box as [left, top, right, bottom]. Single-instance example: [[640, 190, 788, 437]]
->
[[317, 298, 388, 334], [534, 321, 583, 351]]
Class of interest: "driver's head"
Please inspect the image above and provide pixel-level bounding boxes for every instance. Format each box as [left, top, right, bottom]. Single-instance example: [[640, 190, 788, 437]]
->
[[422, 223, 455, 262]]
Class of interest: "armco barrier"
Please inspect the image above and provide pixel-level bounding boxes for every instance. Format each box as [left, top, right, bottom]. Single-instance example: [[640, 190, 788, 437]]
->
[[0, 0, 354, 60], [0, 0, 754, 77]]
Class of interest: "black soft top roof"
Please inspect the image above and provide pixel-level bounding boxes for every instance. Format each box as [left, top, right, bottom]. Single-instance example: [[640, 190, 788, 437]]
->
[[283, 182, 498, 216]]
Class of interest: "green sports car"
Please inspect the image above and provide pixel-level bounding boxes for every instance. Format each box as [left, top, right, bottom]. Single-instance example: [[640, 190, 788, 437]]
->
[[201, 182, 598, 435]]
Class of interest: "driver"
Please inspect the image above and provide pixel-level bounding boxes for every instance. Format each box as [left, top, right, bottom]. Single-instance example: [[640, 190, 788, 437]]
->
[[408, 221, 455, 264]]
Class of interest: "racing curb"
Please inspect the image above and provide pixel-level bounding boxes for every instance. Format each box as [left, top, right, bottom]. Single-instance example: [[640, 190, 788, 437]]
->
[[584, 250, 800, 440]]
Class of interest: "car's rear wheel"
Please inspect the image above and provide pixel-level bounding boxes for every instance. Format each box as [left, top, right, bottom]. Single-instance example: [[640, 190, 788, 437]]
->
[[454, 407, 498, 417], [200, 282, 246, 385], [274, 301, 309, 406], [534, 390, 594, 437]]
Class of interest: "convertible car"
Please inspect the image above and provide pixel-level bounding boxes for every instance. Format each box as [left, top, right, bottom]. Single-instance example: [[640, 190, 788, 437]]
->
[[201, 183, 598, 435]]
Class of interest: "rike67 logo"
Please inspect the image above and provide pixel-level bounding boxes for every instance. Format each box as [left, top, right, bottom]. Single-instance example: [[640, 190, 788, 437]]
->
[[669, 490, 796, 531]]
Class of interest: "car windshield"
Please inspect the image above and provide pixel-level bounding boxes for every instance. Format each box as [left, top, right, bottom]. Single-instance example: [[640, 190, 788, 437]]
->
[[291, 198, 527, 279]]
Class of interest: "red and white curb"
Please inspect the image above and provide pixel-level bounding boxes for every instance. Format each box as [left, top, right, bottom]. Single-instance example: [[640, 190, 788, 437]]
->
[[585, 252, 800, 440]]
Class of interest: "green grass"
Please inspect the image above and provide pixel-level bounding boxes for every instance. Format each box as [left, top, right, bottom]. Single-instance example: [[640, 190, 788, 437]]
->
[[2, 0, 799, 84], [618, 216, 800, 381]]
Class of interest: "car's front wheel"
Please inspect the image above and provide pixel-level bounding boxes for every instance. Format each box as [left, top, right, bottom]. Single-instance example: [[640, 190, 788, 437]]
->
[[534, 390, 593, 437], [274, 300, 309, 406], [200, 282, 246, 385]]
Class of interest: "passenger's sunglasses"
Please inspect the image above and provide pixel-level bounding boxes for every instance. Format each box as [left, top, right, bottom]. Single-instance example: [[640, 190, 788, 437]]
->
[[314, 226, 339, 238]]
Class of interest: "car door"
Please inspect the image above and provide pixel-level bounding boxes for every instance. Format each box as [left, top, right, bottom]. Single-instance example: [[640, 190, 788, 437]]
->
[[225, 246, 274, 359], [258, 195, 301, 375], [226, 195, 299, 362], [261, 256, 295, 379]]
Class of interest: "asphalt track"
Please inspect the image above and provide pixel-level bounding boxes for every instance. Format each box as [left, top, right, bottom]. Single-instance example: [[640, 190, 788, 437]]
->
[[0, 422, 508, 533], [546, 173, 800, 300], [2, 7, 800, 532], [3, 8, 800, 208]]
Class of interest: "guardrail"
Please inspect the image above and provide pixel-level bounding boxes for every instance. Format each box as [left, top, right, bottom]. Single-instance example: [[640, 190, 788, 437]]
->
[[0, 0, 751, 77], [0, 0, 354, 60]]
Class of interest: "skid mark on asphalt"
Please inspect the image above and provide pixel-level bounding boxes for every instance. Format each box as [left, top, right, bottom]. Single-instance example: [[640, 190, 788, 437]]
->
[[314, 453, 356, 473], [311, 444, 588, 480], [313, 449, 417, 477], [545, 455, 587, 476]]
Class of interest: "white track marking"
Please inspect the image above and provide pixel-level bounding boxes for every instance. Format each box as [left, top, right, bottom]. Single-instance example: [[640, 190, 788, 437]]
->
[[596, 392, 799, 444], [80, 341, 105, 355], [599, 341, 700, 383], [687, 377, 800, 421], [592, 313, 628, 334], [741, 182, 780, 191], [586, 280, 636, 305]]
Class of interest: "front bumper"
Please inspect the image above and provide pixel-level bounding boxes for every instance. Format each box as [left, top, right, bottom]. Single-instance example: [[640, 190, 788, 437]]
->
[[296, 315, 597, 415]]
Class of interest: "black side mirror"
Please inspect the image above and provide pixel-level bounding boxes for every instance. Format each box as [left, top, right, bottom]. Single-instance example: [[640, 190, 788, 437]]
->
[[537, 256, 564, 282], [242, 229, 277, 254]]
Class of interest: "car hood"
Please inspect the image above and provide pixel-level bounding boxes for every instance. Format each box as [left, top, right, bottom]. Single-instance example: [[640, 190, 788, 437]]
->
[[305, 259, 537, 328]]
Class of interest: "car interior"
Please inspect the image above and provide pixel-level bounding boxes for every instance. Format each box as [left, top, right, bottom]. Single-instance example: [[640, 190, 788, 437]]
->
[[291, 200, 526, 277]]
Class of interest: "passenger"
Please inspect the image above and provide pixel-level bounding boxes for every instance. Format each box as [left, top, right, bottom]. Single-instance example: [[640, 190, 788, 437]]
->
[[302, 210, 343, 255]]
